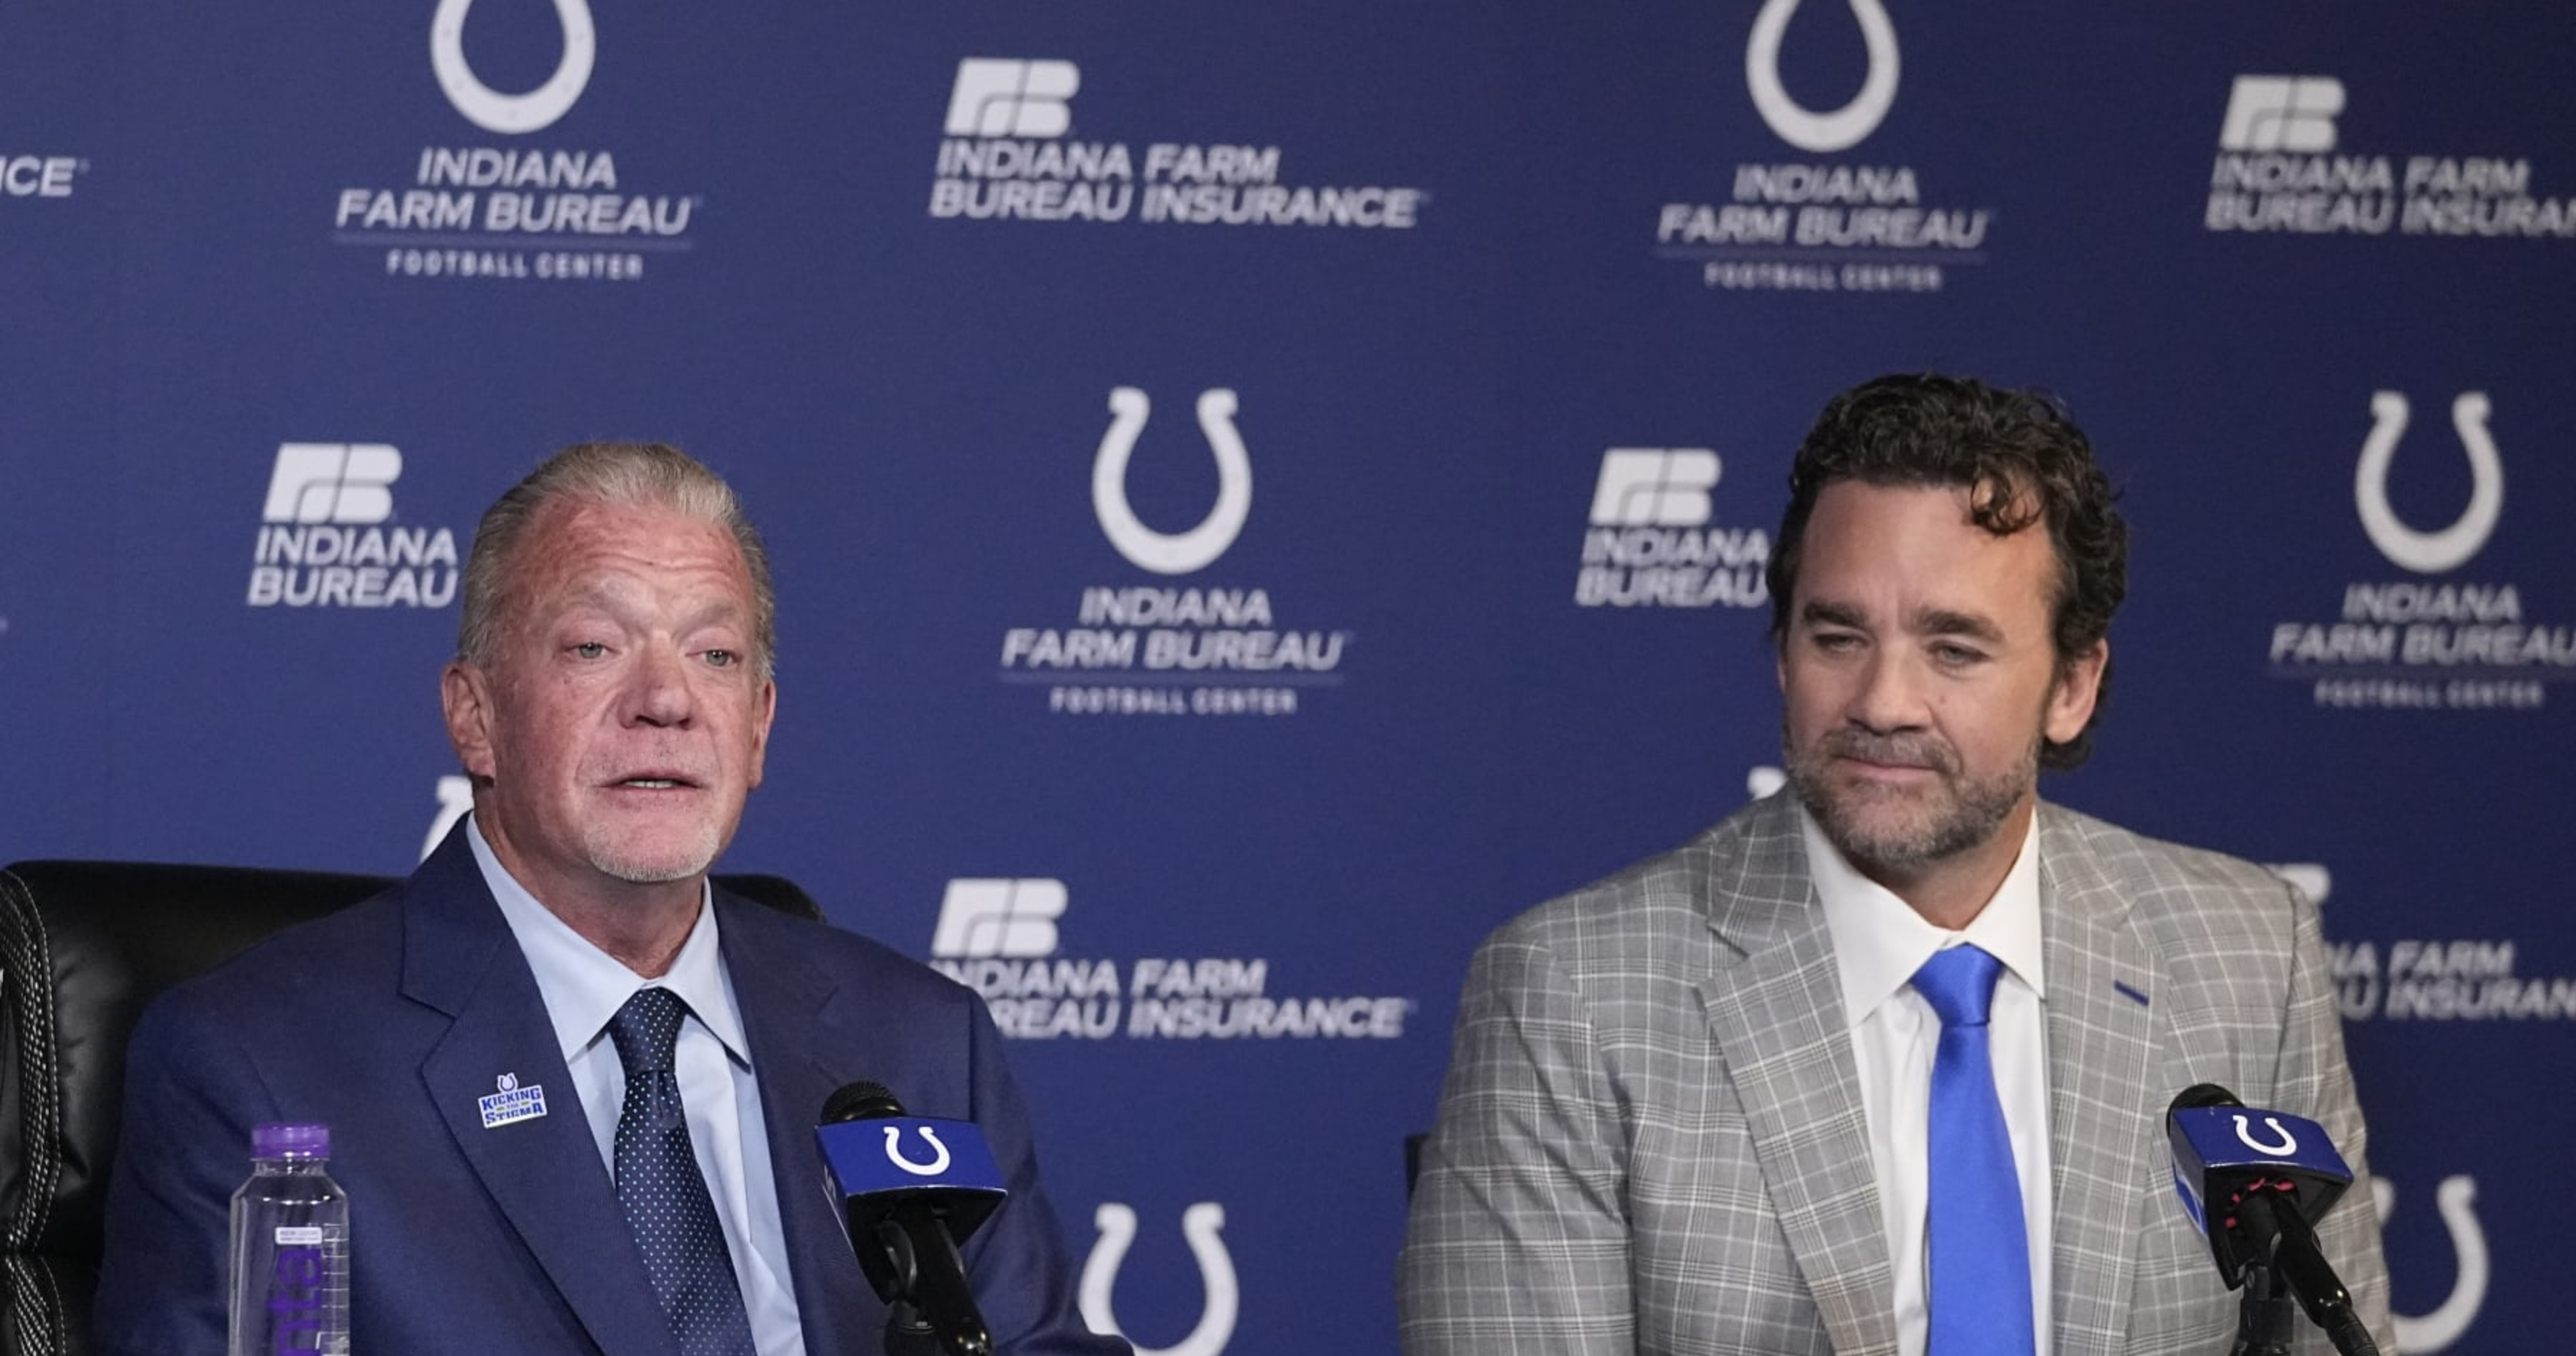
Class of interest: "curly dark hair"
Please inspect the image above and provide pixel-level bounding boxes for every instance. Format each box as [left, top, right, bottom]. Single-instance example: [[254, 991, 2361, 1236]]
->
[[1764, 373, 2129, 770]]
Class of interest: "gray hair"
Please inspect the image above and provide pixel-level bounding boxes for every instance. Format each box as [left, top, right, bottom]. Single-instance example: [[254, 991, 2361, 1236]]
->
[[454, 441, 776, 682]]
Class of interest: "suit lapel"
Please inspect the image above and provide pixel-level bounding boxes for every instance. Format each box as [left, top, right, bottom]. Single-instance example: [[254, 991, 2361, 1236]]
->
[[1698, 798, 1899, 1356], [401, 831, 679, 1356], [2036, 806, 2159, 1356], [719, 897, 887, 1355]]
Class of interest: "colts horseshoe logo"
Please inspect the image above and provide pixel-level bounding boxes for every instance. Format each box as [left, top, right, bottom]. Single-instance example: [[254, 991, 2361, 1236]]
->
[[430, 0, 598, 135], [2230, 1113, 2299, 1156], [1092, 388, 1253, 576], [1081, 1202, 1239, 1356], [881, 1126, 952, 1178], [2356, 391, 2503, 574], [2373, 1176, 2488, 1353], [1745, 0, 1900, 153]]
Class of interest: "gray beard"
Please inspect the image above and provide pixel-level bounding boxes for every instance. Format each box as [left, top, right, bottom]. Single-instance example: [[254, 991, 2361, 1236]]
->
[[584, 824, 721, 886], [1783, 721, 2036, 873]]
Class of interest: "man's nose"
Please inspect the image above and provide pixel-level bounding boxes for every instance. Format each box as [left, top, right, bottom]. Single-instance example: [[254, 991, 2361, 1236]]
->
[[1846, 650, 1928, 733], [623, 645, 693, 726]]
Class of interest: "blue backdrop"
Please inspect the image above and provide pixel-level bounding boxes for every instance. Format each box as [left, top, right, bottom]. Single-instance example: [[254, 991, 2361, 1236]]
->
[[5, 2, 2569, 1351]]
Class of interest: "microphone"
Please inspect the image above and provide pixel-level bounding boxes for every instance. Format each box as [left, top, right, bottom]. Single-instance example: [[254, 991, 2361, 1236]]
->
[[2166, 1083, 2381, 1356], [816, 1081, 1008, 1356]]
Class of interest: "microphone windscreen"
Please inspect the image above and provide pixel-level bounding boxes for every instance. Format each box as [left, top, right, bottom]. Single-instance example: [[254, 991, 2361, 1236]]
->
[[822, 1080, 907, 1124], [2168, 1082, 2242, 1114]]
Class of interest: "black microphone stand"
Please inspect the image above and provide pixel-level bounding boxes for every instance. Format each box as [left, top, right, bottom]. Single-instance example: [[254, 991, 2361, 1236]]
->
[[2239, 1187, 2383, 1356], [2228, 1259, 2298, 1356], [883, 1298, 948, 1356], [872, 1215, 942, 1356], [872, 1216, 995, 1356]]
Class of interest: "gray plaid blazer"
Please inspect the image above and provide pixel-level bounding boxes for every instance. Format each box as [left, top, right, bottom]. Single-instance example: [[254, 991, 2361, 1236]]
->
[[1398, 793, 2393, 1356]]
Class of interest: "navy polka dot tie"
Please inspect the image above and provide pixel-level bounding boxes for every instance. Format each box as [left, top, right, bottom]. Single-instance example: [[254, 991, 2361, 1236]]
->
[[606, 987, 758, 1355]]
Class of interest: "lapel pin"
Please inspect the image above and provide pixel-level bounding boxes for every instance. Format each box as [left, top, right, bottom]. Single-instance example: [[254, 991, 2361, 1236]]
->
[[477, 1071, 550, 1128]]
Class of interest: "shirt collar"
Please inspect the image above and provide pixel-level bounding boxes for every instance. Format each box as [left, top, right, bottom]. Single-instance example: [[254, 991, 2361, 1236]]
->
[[466, 814, 750, 1067], [1801, 801, 2047, 1031]]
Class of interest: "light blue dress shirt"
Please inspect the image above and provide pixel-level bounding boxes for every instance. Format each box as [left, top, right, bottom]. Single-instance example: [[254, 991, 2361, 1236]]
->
[[468, 816, 807, 1355]]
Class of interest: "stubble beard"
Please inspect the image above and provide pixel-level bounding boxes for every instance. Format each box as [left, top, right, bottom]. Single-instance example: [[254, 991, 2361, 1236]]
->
[[584, 818, 725, 886], [1783, 719, 2038, 874]]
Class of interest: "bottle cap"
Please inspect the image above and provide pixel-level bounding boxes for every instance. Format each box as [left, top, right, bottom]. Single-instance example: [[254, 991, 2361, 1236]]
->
[[252, 1122, 331, 1159]]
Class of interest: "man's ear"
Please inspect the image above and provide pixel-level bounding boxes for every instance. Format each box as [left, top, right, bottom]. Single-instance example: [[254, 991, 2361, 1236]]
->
[[746, 677, 777, 790], [442, 661, 500, 782], [2045, 639, 2108, 746]]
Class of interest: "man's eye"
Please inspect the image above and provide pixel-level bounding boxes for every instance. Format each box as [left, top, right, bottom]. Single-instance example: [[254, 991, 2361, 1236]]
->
[[1933, 643, 1985, 665], [571, 641, 607, 660], [704, 649, 738, 669]]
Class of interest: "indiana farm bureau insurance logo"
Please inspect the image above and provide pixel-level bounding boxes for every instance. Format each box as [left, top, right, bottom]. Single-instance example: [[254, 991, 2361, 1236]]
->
[[2205, 75, 2576, 240], [245, 444, 460, 610], [929, 57, 1428, 231], [929, 878, 1412, 1042], [2, 153, 88, 203], [1572, 448, 1771, 610]]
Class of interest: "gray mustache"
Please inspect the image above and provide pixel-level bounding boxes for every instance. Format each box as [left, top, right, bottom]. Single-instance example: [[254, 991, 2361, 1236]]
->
[[1817, 730, 1957, 774]]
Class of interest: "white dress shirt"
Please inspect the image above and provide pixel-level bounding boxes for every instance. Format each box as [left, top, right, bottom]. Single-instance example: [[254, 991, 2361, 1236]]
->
[[1802, 806, 2054, 1356], [469, 816, 807, 1355]]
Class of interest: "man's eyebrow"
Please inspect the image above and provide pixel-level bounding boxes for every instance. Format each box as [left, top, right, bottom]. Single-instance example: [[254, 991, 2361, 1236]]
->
[[1797, 599, 1867, 629], [531, 588, 620, 623], [1915, 607, 2006, 645], [676, 595, 747, 626]]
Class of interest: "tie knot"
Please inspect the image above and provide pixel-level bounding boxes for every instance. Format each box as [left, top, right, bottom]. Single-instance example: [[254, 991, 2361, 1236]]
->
[[1912, 944, 2004, 1029], [607, 986, 690, 1076]]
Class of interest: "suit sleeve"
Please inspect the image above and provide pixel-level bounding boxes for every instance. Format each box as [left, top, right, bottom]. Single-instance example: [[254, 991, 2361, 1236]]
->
[[957, 992, 1134, 1356], [95, 992, 279, 1356], [2271, 876, 2397, 1356], [1398, 925, 1634, 1356]]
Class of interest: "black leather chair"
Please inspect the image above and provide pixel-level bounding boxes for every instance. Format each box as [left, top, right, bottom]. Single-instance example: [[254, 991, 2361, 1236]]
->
[[0, 859, 822, 1356]]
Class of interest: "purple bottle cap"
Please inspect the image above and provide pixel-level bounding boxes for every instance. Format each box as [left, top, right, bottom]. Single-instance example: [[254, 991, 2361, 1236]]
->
[[252, 1123, 331, 1159]]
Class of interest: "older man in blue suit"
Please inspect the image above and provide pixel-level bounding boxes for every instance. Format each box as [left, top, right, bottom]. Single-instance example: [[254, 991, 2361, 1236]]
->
[[100, 442, 1125, 1355]]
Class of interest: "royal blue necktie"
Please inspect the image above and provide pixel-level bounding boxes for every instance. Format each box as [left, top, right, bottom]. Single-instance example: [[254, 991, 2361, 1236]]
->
[[1912, 944, 2036, 1356], [606, 987, 758, 1356]]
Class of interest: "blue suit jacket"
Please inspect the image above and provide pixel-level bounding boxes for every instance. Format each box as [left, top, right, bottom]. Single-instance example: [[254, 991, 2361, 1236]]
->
[[97, 828, 1126, 1356]]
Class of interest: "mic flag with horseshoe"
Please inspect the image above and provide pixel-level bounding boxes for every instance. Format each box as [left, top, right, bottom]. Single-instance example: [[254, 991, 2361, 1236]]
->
[[816, 1081, 1010, 1355], [2167, 1083, 2355, 1283], [816, 1089, 1009, 1244], [2167, 1085, 2381, 1355]]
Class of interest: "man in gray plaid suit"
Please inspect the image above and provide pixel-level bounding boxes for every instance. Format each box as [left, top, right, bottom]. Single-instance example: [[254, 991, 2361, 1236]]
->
[[1399, 375, 2392, 1355]]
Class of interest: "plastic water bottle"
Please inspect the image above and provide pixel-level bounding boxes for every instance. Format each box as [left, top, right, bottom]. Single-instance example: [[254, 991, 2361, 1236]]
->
[[227, 1122, 350, 1356]]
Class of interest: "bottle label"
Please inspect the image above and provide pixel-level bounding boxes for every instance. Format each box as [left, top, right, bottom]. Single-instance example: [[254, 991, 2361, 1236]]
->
[[266, 1239, 336, 1351], [273, 1226, 325, 1245]]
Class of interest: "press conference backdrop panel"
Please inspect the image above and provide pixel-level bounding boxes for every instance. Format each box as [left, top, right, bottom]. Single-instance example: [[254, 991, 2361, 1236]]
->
[[3, 2, 2568, 1351]]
